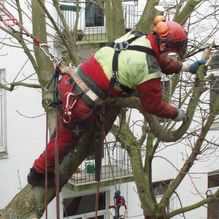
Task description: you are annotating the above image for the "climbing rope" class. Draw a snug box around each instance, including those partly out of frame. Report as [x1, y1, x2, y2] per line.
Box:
[106, 113, 129, 219]
[54, 111, 61, 219]
[0, 2, 62, 68]
[44, 111, 49, 219]
[94, 105, 105, 219]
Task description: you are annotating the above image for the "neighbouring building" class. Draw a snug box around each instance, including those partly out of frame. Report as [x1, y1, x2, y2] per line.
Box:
[1, 1, 219, 219]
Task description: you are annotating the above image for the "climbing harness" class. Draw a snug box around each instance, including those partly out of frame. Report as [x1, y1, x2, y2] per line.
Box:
[59, 64, 103, 105]
[108, 31, 155, 94]
[109, 190, 128, 219]
[57, 65, 104, 125]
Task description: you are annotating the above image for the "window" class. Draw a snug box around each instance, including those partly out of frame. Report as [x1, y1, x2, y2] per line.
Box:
[153, 180, 171, 197]
[58, 3, 82, 30]
[85, 1, 104, 27]
[153, 180, 172, 212]
[0, 69, 7, 154]
[63, 192, 106, 218]
[208, 171, 219, 218]
[208, 172, 219, 188]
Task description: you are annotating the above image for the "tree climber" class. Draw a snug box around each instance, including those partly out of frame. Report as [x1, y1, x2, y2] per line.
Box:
[27, 16, 206, 186]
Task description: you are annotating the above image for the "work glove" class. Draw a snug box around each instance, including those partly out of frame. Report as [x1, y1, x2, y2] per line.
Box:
[189, 60, 206, 74]
[173, 109, 187, 122]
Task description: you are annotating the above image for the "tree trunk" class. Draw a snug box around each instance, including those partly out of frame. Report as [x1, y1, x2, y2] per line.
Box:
[135, 0, 160, 32]
[0, 105, 120, 219]
[105, 0, 125, 41]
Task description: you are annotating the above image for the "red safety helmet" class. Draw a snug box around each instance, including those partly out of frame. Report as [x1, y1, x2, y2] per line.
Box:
[153, 15, 188, 58]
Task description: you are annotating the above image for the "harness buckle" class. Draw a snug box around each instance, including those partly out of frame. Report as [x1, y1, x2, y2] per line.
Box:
[112, 71, 119, 82]
[114, 41, 129, 52]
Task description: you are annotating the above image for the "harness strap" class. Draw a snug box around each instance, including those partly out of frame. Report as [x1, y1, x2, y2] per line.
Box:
[108, 31, 155, 94]
[59, 64, 104, 106]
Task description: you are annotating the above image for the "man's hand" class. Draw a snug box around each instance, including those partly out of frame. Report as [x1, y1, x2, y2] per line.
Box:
[189, 60, 206, 74]
[173, 109, 187, 122]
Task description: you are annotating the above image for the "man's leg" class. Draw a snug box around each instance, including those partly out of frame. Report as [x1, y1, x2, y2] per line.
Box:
[27, 118, 75, 186]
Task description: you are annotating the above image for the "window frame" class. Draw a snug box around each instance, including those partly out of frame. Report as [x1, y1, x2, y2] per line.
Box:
[0, 69, 7, 155]
[62, 191, 108, 219]
[85, 1, 104, 28]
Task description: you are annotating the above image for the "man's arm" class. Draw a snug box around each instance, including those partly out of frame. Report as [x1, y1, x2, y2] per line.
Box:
[158, 53, 206, 75]
[136, 78, 184, 120]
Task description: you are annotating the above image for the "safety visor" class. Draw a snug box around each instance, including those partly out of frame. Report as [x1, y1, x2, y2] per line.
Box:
[168, 38, 188, 59]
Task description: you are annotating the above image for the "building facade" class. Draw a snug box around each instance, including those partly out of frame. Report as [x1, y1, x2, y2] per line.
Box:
[1, 0, 219, 219]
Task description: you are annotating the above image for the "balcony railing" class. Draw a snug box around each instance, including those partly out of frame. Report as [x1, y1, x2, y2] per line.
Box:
[68, 144, 132, 186]
[57, 2, 139, 42]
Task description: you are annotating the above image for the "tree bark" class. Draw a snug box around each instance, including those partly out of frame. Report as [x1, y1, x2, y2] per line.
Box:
[0, 106, 120, 219]
[105, 0, 125, 41]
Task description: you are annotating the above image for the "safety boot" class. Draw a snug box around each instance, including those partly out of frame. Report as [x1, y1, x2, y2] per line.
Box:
[27, 167, 55, 187]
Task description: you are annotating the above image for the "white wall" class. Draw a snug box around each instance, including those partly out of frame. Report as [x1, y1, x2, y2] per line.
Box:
[0, 0, 53, 212]
[0, 45, 46, 209]
[1, 1, 219, 219]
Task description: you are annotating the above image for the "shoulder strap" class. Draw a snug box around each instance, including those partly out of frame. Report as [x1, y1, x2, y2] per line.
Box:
[108, 31, 155, 94]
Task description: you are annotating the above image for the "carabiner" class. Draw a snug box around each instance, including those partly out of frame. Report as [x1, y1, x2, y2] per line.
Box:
[39, 43, 61, 67]
[63, 92, 78, 124]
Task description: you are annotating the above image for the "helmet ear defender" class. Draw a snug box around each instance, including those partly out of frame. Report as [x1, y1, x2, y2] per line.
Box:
[153, 15, 169, 37]
[153, 16, 188, 58]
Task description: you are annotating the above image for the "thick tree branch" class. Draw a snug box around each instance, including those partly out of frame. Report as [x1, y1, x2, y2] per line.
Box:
[168, 188, 219, 218]
[159, 89, 219, 211]
[1, 105, 120, 219]
[174, 0, 203, 25]
[0, 82, 41, 91]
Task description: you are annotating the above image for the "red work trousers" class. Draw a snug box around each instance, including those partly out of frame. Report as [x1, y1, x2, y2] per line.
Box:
[33, 74, 94, 173]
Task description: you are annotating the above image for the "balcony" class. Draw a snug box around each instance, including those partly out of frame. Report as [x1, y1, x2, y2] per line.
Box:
[57, 1, 139, 43]
[66, 145, 133, 191]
